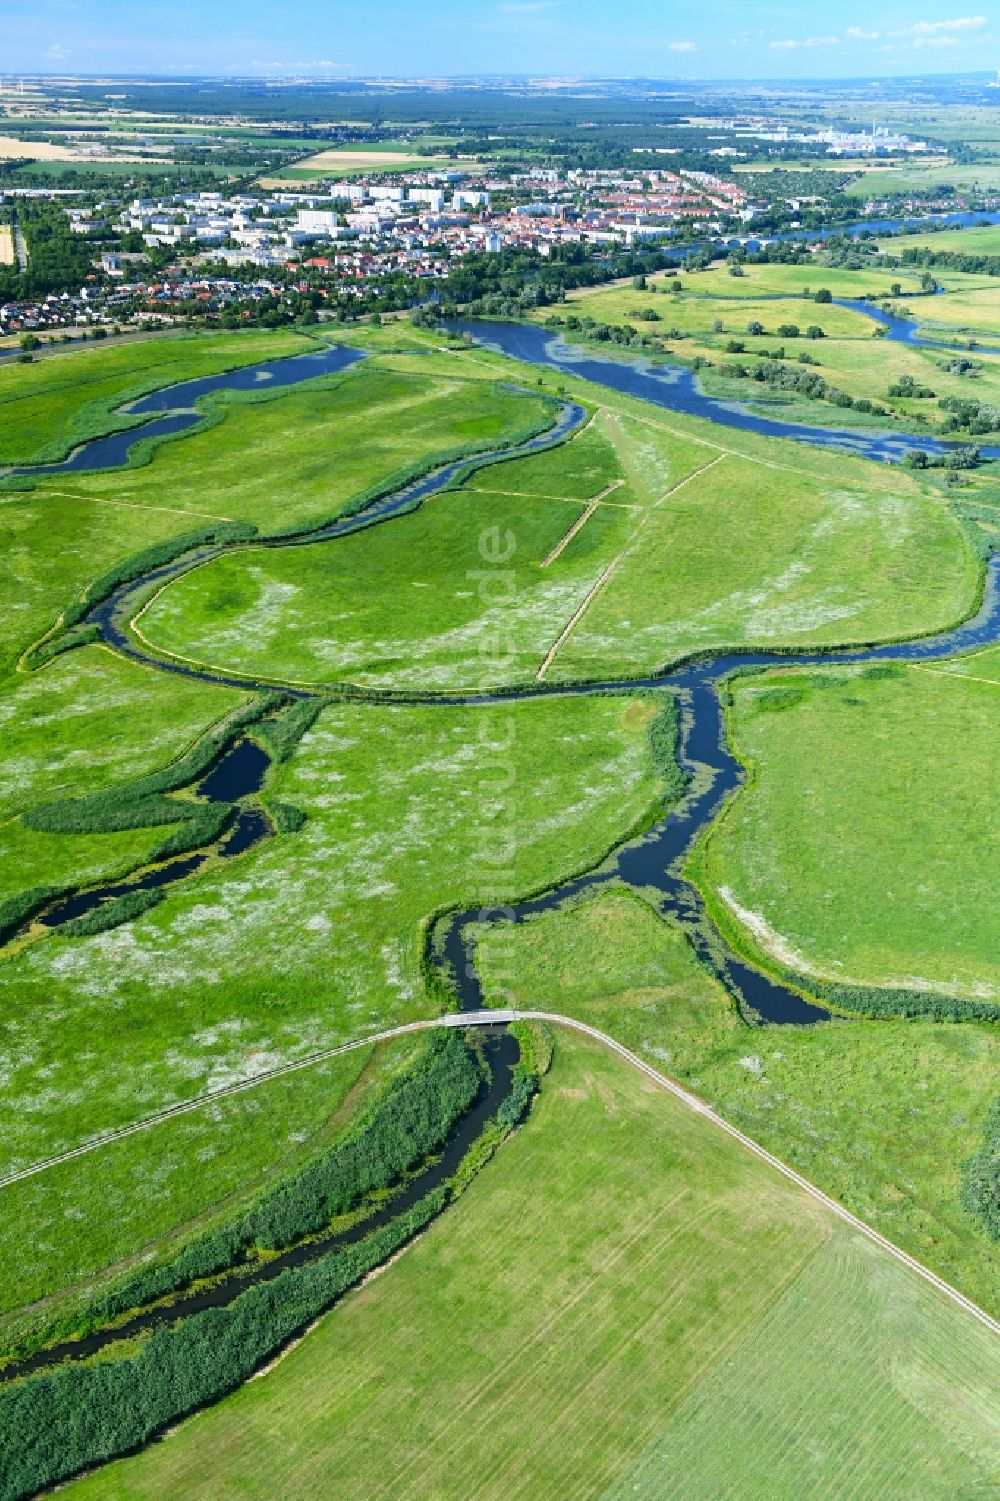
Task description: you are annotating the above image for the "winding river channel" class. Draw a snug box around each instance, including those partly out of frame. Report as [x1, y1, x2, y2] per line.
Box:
[10, 313, 1000, 1028]
[5, 300, 1000, 1394]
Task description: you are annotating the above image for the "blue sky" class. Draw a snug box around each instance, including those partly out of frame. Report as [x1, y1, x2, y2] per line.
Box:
[5, 1, 1000, 78]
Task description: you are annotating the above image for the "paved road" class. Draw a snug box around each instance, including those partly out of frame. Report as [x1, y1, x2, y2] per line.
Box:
[3, 1006, 997, 1338]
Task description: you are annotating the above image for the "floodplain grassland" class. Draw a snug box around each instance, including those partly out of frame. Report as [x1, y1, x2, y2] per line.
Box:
[132, 408, 711, 691]
[0, 693, 662, 1173]
[889, 223, 1000, 257]
[559, 282, 874, 340]
[136, 488, 636, 690]
[132, 369, 980, 691]
[463, 406, 709, 505]
[0, 327, 314, 466]
[693, 663, 1000, 999]
[663, 261, 938, 299]
[546, 451, 976, 681]
[909, 282, 1000, 336]
[18, 363, 555, 535]
[1, 364, 553, 673]
[68, 1032, 1000, 1501]
[0, 644, 248, 917]
[477, 891, 1000, 1316]
[0, 645, 246, 819]
[543, 260, 1000, 424]
[0, 491, 198, 679]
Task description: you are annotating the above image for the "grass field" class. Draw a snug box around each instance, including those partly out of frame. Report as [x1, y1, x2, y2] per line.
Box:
[260, 142, 480, 184]
[561, 283, 875, 341]
[0, 645, 245, 818]
[545, 451, 974, 681]
[132, 386, 978, 690]
[68, 1031, 1000, 1501]
[910, 283, 1000, 337]
[477, 891, 1000, 1315]
[890, 224, 1000, 257]
[693, 663, 1000, 999]
[637, 261, 935, 300]
[845, 160, 1000, 196]
[0, 327, 313, 466]
[0, 692, 663, 1176]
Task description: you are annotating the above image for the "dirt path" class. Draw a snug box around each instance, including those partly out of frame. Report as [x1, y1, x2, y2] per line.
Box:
[535, 452, 728, 680]
[539, 480, 623, 568]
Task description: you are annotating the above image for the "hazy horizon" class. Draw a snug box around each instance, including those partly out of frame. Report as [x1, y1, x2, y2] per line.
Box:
[5, 2, 1000, 83]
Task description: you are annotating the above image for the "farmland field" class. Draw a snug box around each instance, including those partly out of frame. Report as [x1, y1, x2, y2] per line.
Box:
[66, 1032, 1000, 1501]
[477, 891, 1000, 1314]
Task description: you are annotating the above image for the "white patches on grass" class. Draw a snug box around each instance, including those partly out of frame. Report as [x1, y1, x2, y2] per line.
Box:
[717, 886, 822, 976]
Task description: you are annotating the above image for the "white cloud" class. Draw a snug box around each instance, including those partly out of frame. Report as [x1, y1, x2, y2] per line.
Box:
[667, 40, 697, 52]
[913, 34, 959, 46]
[891, 15, 986, 36]
[771, 34, 840, 50]
[846, 26, 880, 40]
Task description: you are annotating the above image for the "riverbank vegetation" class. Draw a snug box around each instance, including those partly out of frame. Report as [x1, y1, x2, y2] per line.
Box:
[542, 258, 1000, 433]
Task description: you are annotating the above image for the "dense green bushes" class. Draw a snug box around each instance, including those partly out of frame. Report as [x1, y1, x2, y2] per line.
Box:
[24, 624, 100, 670]
[60, 888, 165, 940]
[0, 1187, 449, 1501]
[646, 693, 689, 807]
[254, 699, 322, 762]
[56, 1031, 482, 1343]
[818, 981, 1000, 1024]
[962, 1099, 1000, 1241]
[0, 885, 72, 942]
[263, 799, 307, 834]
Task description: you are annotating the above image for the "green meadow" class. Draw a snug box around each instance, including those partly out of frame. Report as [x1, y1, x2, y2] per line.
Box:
[3, 299, 1000, 1495]
[69, 1032, 1000, 1501]
[1, 362, 553, 674]
[693, 663, 1000, 999]
[132, 383, 978, 690]
[0, 692, 662, 1175]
